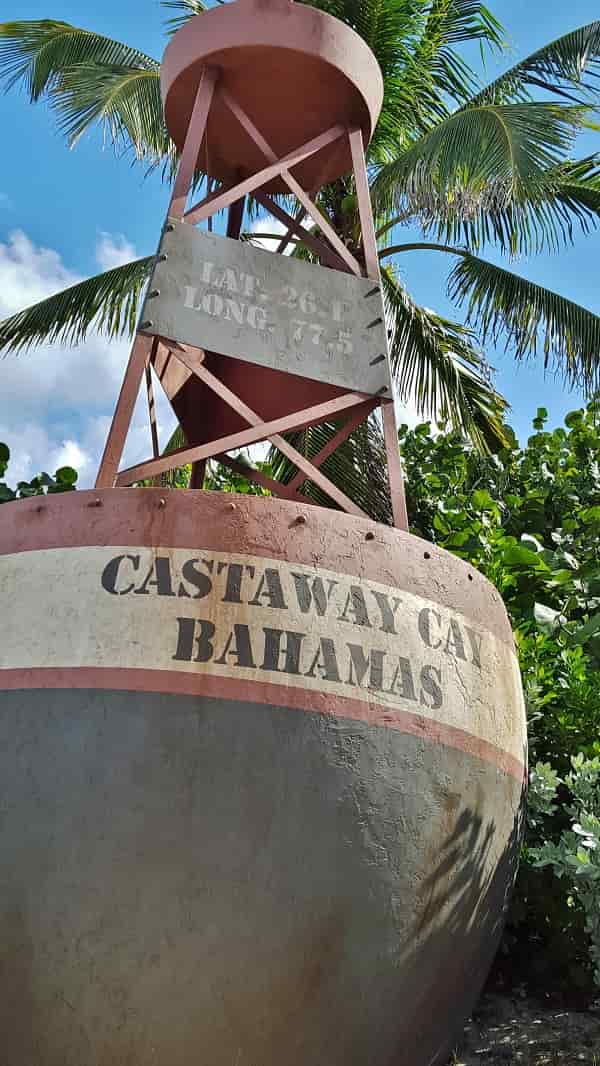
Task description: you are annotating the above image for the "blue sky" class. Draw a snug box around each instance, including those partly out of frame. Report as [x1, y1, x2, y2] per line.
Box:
[0, 0, 598, 485]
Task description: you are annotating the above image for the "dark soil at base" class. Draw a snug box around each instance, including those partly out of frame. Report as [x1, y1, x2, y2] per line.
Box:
[449, 994, 600, 1065]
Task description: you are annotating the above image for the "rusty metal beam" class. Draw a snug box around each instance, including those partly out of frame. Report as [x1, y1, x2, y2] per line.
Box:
[348, 126, 380, 280]
[184, 124, 345, 224]
[165, 352, 371, 517]
[95, 333, 153, 489]
[220, 89, 361, 275]
[145, 363, 160, 459]
[214, 453, 307, 502]
[116, 386, 370, 511]
[286, 399, 376, 492]
[381, 400, 408, 531]
[252, 191, 346, 270]
[169, 67, 218, 221]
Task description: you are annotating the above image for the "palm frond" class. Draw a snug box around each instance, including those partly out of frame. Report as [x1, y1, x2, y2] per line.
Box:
[471, 21, 600, 105]
[448, 252, 600, 389]
[301, 0, 504, 156]
[162, 0, 211, 36]
[0, 20, 157, 97]
[52, 62, 171, 161]
[0, 257, 153, 354]
[382, 266, 510, 452]
[301, 0, 451, 156]
[372, 102, 589, 221]
[301, 0, 423, 78]
[0, 21, 169, 163]
[164, 423, 186, 453]
[268, 414, 393, 523]
[427, 154, 600, 255]
[404, 0, 505, 113]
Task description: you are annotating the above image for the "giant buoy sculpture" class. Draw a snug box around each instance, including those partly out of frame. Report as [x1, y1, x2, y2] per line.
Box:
[0, 1, 526, 1063]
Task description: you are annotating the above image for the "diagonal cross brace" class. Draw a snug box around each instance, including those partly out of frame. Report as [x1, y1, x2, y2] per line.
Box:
[163, 349, 371, 517]
[184, 124, 345, 226]
[214, 453, 310, 503]
[286, 399, 377, 492]
[251, 191, 347, 272]
[116, 346, 371, 517]
[219, 88, 361, 276]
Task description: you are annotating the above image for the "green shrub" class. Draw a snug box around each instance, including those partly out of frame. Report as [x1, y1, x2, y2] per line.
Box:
[529, 756, 600, 987]
[0, 442, 78, 501]
[402, 396, 600, 997]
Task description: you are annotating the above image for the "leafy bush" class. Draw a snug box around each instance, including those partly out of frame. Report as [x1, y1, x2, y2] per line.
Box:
[402, 396, 600, 998]
[0, 442, 78, 501]
[529, 756, 600, 987]
[403, 398, 600, 768]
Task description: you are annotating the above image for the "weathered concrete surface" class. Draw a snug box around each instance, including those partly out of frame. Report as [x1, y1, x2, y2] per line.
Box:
[141, 223, 391, 396]
[0, 490, 527, 1066]
[0, 688, 523, 1066]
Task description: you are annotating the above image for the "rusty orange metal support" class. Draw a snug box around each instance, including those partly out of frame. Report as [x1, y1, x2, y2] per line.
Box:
[95, 9, 408, 530]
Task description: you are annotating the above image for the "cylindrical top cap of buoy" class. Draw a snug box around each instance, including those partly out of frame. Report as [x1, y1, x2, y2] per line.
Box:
[161, 0, 384, 192]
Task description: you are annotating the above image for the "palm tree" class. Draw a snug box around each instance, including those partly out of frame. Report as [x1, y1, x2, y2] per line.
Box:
[1, 1, 600, 517]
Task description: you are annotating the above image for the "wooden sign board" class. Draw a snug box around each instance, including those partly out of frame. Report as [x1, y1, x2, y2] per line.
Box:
[139, 220, 392, 397]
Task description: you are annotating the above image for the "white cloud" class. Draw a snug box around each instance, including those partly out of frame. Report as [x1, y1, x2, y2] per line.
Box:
[249, 216, 311, 254]
[0, 229, 176, 488]
[95, 231, 138, 272]
[53, 439, 91, 472]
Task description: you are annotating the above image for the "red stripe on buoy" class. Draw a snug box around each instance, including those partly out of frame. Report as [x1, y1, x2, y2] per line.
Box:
[0, 666, 525, 782]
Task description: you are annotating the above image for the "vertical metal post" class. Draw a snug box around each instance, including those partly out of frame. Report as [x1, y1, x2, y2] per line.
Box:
[169, 66, 218, 221]
[225, 190, 246, 240]
[145, 360, 160, 459]
[382, 400, 408, 531]
[95, 333, 152, 489]
[348, 127, 380, 280]
[350, 126, 409, 530]
[190, 460, 206, 489]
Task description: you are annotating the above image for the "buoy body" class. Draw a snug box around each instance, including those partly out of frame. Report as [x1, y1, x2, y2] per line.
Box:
[0, 490, 526, 1066]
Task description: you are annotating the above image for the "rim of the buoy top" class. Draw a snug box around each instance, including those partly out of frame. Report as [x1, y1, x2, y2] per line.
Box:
[160, 0, 385, 151]
[0, 487, 515, 650]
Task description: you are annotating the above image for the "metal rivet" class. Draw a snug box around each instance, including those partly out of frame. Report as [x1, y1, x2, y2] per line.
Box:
[158, 253, 168, 262]
[376, 386, 388, 395]
[423, 551, 431, 560]
[88, 498, 102, 507]
[365, 530, 375, 541]
[468, 573, 473, 581]
[295, 514, 307, 525]
[165, 223, 175, 233]
[148, 289, 160, 298]
[140, 320, 153, 330]
[227, 501, 237, 511]
[159, 497, 166, 508]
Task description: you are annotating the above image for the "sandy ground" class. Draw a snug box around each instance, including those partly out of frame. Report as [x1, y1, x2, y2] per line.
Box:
[449, 993, 600, 1065]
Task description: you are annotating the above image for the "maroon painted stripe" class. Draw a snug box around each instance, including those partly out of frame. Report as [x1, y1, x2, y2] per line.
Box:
[0, 667, 525, 782]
